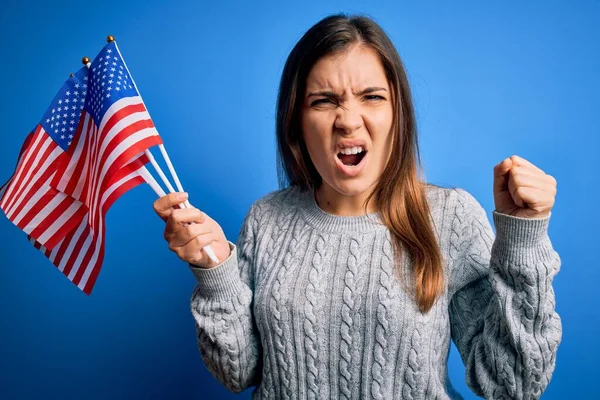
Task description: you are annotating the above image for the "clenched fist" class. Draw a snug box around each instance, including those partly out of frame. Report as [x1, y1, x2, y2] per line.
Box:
[493, 155, 557, 219]
[153, 192, 231, 269]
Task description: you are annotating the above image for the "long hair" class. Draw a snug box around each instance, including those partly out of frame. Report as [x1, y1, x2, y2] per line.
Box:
[276, 14, 443, 313]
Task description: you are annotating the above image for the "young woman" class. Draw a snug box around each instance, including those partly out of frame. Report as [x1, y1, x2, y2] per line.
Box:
[153, 14, 561, 400]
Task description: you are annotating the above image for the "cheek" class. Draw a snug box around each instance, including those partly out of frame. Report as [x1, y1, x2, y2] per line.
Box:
[302, 113, 331, 160]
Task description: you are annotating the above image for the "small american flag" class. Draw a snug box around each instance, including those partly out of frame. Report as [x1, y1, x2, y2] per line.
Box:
[0, 67, 89, 249]
[2, 40, 162, 294]
[45, 40, 163, 293]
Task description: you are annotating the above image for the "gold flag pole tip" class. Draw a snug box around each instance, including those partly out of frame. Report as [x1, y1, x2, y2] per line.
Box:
[81, 57, 91, 65]
[107, 35, 115, 42]
[69, 72, 74, 77]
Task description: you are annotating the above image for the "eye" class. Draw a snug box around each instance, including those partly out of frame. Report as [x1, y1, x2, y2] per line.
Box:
[364, 95, 385, 102]
[310, 98, 336, 107]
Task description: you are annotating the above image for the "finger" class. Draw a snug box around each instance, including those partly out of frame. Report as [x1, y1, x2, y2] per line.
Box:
[512, 186, 555, 212]
[508, 173, 557, 200]
[177, 233, 217, 265]
[493, 157, 513, 193]
[165, 208, 207, 235]
[153, 192, 189, 220]
[509, 155, 545, 175]
[510, 167, 557, 190]
[169, 222, 212, 248]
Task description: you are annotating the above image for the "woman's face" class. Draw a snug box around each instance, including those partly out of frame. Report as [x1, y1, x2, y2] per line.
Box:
[301, 45, 394, 206]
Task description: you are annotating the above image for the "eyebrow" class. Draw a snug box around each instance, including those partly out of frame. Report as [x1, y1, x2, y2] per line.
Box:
[306, 86, 388, 98]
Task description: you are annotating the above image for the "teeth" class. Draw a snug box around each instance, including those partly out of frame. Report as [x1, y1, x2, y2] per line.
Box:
[339, 146, 364, 155]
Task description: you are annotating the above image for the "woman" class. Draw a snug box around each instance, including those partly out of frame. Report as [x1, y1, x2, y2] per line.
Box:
[153, 14, 561, 399]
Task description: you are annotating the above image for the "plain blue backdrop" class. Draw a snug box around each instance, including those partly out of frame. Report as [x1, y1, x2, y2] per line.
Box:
[1, 1, 598, 399]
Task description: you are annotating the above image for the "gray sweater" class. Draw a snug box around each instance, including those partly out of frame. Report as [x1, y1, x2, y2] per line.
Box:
[188, 184, 562, 399]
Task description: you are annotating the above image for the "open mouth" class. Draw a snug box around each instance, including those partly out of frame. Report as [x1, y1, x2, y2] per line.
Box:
[337, 150, 367, 167]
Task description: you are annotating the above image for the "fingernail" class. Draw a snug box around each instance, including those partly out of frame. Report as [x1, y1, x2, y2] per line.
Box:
[177, 192, 188, 200]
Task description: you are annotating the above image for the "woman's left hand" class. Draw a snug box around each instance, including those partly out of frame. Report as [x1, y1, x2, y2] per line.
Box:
[493, 155, 557, 219]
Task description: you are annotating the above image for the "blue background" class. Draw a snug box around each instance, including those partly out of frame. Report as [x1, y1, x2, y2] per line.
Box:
[1, 1, 598, 398]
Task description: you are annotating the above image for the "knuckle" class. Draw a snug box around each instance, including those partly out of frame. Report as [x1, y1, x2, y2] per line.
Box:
[184, 224, 195, 240]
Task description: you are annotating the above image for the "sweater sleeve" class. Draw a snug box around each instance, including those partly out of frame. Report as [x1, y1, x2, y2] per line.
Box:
[188, 203, 262, 394]
[448, 189, 562, 399]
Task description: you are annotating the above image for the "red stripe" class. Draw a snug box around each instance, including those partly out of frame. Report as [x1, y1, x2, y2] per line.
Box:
[0, 131, 35, 199]
[79, 175, 146, 294]
[88, 154, 149, 233]
[16, 188, 61, 230]
[89, 135, 160, 224]
[63, 113, 91, 196]
[1, 128, 47, 209]
[61, 224, 91, 277]
[42, 204, 88, 250]
[52, 223, 81, 268]
[5, 130, 50, 209]
[5, 138, 59, 216]
[87, 116, 155, 214]
[27, 195, 76, 242]
[52, 102, 145, 201]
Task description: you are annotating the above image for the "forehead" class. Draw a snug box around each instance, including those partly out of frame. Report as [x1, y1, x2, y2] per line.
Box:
[305, 45, 388, 90]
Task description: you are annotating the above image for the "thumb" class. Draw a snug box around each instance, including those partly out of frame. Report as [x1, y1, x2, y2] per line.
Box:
[493, 157, 513, 194]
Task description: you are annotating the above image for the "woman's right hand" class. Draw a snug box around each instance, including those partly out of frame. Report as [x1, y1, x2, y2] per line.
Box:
[153, 192, 231, 269]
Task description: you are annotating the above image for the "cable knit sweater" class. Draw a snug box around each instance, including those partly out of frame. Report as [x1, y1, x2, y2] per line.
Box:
[188, 184, 562, 399]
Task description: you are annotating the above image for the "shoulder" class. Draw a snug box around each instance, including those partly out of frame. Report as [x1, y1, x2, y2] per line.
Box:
[423, 183, 486, 220]
[244, 185, 305, 226]
[252, 185, 303, 211]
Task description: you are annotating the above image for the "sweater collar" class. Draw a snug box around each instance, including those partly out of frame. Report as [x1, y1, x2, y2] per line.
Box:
[297, 186, 387, 234]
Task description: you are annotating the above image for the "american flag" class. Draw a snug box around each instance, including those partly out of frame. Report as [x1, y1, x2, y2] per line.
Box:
[44, 40, 162, 293]
[2, 40, 162, 294]
[0, 68, 89, 249]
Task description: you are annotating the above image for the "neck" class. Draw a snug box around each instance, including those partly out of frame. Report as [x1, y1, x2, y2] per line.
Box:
[315, 183, 378, 216]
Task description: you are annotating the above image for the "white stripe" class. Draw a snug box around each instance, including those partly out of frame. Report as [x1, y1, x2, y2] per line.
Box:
[48, 241, 60, 263]
[89, 127, 157, 226]
[58, 218, 88, 273]
[0, 178, 12, 200]
[77, 167, 143, 290]
[16, 186, 63, 228]
[58, 155, 144, 285]
[1, 132, 46, 209]
[33, 199, 83, 245]
[56, 113, 91, 197]
[5, 143, 62, 218]
[9, 175, 54, 223]
[88, 107, 153, 205]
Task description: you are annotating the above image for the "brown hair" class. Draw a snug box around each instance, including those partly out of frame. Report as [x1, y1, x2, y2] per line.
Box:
[276, 14, 443, 313]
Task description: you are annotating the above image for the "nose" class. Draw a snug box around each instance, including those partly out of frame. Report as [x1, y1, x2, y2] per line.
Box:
[334, 104, 363, 135]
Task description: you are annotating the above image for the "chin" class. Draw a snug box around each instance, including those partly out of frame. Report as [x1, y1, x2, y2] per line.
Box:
[331, 178, 375, 197]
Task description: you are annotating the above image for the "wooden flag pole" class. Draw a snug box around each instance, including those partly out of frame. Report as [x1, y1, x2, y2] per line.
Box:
[101, 36, 219, 264]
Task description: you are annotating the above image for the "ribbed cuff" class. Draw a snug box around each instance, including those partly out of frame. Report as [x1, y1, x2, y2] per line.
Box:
[492, 211, 552, 262]
[188, 241, 244, 300]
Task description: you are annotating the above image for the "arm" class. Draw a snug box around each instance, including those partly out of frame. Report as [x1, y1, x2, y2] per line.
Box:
[189, 203, 262, 393]
[448, 189, 562, 399]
